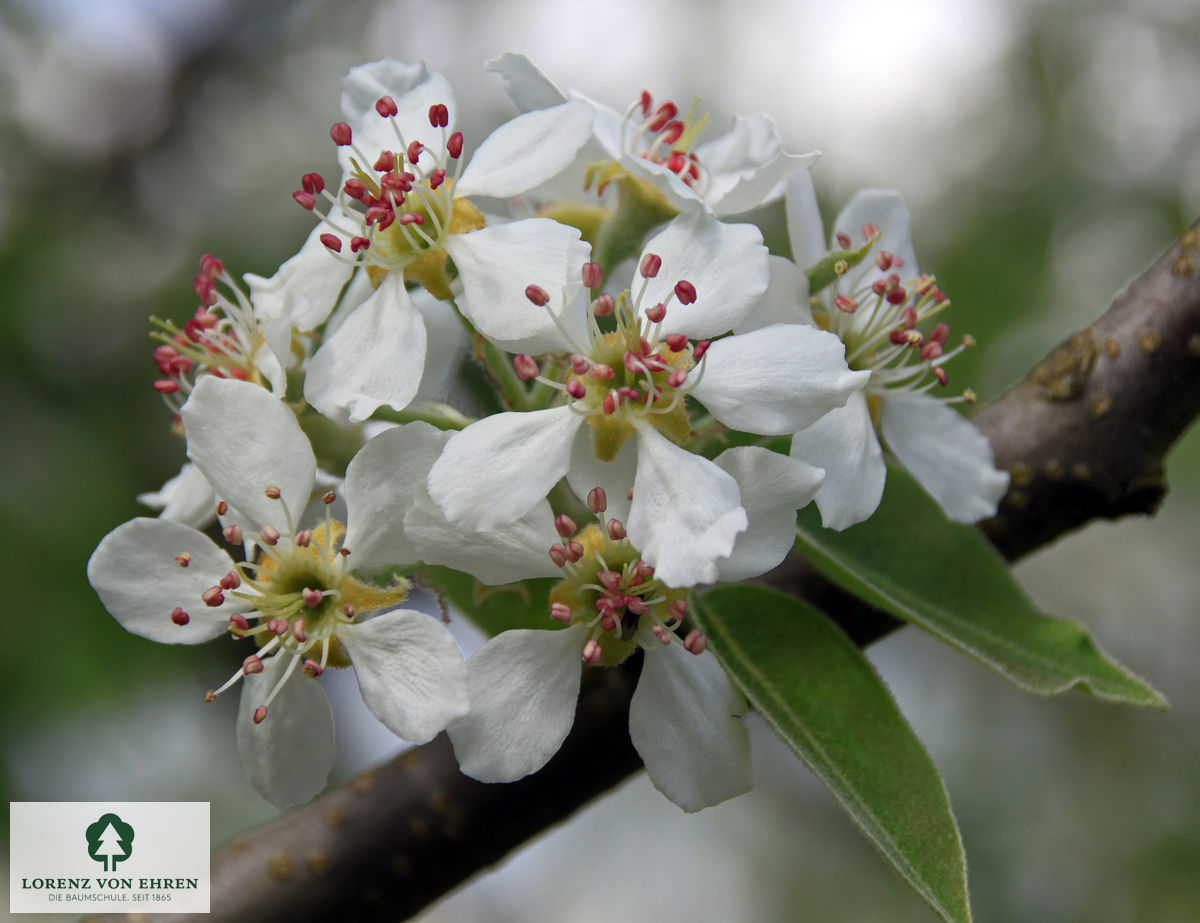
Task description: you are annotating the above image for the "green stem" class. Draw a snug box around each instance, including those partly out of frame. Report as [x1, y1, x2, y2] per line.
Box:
[370, 402, 474, 431]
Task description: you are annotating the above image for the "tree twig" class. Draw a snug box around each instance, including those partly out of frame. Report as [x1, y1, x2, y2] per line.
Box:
[92, 219, 1200, 923]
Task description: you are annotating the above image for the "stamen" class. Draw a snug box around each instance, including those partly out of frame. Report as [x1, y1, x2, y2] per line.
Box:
[550, 602, 573, 623]
[554, 515, 578, 538]
[513, 354, 540, 380]
[525, 285, 550, 307]
[202, 586, 225, 607]
[302, 658, 324, 677]
[683, 629, 707, 654]
[639, 253, 662, 279]
[587, 487, 607, 514]
[582, 261, 603, 289]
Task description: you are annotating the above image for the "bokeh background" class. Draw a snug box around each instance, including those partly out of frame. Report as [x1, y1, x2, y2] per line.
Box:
[3, 0, 1200, 920]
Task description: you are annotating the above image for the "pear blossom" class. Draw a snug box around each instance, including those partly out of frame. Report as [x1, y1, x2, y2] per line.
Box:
[140, 252, 299, 531]
[759, 174, 1008, 528]
[87, 377, 468, 808]
[150, 253, 291, 412]
[427, 209, 866, 586]
[443, 485, 784, 812]
[487, 53, 818, 217]
[271, 58, 594, 422]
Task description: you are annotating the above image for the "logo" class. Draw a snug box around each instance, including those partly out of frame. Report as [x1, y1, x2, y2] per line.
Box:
[9, 802, 210, 914]
[85, 813, 134, 872]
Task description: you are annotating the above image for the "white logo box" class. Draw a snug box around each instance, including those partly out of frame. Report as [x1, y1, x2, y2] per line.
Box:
[9, 802, 209, 914]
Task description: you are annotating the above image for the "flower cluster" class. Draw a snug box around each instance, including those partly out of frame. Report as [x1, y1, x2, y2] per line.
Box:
[88, 55, 1006, 812]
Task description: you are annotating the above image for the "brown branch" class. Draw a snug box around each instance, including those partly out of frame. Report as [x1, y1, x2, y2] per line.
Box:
[975, 223, 1200, 559]
[92, 219, 1200, 923]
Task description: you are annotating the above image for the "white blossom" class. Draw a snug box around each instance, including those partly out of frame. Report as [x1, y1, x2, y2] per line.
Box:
[253, 58, 593, 423]
[750, 173, 1009, 528]
[427, 210, 862, 586]
[488, 53, 818, 217]
[88, 378, 468, 808]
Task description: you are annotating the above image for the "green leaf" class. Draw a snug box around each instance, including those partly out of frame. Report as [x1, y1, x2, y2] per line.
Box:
[794, 466, 1166, 706]
[695, 585, 971, 923]
[423, 566, 557, 637]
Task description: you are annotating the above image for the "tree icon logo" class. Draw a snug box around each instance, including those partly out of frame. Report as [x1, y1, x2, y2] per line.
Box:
[85, 813, 135, 872]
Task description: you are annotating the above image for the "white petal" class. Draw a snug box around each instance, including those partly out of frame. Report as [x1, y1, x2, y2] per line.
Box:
[629, 644, 751, 813]
[182, 377, 315, 531]
[321, 267, 374, 340]
[572, 90, 625, 159]
[338, 609, 469, 744]
[304, 273, 427, 423]
[87, 518, 235, 643]
[486, 53, 568, 111]
[627, 425, 747, 587]
[565, 423, 637, 523]
[427, 405, 581, 530]
[790, 391, 886, 530]
[880, 394, 1009, 523]
[411, 288, 468, 402]
[705, 150, 820, 217]
[244, 217, 354, 331]
[342, 422, 450, 569]
[694, 113, 783, 176]
[734, 255, 813, 334]
[237, 654, 334, 809]
[457, 101, 594, 199]
[713, 446, 824, 582]
[622, 153, 706, 213]
[446, 219, 589, 355]
[785, 169, 827, 270]
[448, 628, 584, 782]
[249, 334, 289, 397]
[340, 59, 455, 172]
[405, 493, 562, 584]
[691, 323, 870, 434]
[638, 212, 769, 339]
[137, 462, 217, 529]
[833, 189, 919, 294]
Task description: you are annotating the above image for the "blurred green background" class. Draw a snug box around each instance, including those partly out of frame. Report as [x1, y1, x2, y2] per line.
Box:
[2, 0, 1199, 920]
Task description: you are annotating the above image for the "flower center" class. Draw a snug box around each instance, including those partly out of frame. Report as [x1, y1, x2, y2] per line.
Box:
[150, 254, 269, 420]
[187, 488, 408, 724]
[516, 259, 709, 460]
[546, 489, 705, 666]
[819, 225, 978, 408]
[587, 91, 711, 198]
[293, 99, 485, 300]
